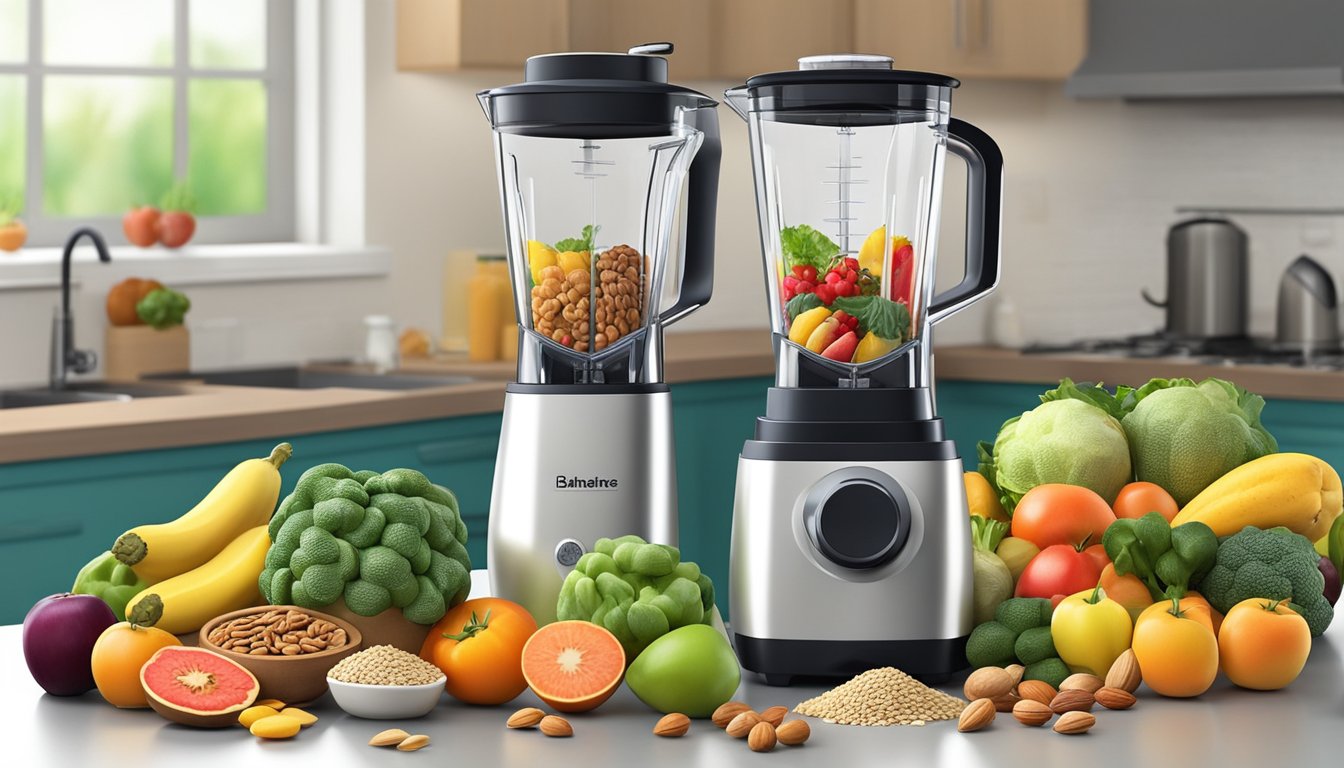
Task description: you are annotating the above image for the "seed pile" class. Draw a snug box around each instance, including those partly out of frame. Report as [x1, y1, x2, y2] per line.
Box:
[328, 645, 443, 686]
[794, 667, 967, 726]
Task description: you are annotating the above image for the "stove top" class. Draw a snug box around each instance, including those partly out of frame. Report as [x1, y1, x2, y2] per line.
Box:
[1023, 334, 1344, 371]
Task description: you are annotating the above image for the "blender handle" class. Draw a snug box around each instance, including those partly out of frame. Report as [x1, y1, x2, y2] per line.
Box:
[661, 110, 721, 325]
[929, 118, 1003, 325]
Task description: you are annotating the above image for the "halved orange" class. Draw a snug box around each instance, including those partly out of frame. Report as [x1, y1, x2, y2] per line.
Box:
[520, 621, 625, 713]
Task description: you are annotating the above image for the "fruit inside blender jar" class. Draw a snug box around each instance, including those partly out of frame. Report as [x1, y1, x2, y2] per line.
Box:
[780, 224, 915, 364]
[528, 240, 646, 353]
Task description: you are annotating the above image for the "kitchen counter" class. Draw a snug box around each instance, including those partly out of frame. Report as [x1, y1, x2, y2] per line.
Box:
[935, 345, 1344, 402]
[7, 589, 1344, 767]
[0, 330, 776, 464]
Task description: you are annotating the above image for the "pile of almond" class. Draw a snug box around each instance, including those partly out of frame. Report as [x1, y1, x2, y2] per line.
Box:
[709, 701, 811, 753]
[506, 707, 573, 737]
[957, 649, 1141, 736]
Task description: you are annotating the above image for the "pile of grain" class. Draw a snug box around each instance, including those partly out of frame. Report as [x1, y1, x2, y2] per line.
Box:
[328, 645, 444, 686]
[794, 667, 967, 726]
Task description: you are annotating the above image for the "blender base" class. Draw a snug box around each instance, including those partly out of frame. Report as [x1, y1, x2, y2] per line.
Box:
[733, 634, 969, 686]
[487, 385, 677, 625]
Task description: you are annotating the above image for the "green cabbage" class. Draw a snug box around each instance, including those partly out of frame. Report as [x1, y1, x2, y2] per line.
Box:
[1120, 378, 1277, 506]
[979, 379, 1133, 513]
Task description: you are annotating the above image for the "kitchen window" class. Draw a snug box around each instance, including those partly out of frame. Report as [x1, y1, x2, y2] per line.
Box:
[0, 0, 295, 247]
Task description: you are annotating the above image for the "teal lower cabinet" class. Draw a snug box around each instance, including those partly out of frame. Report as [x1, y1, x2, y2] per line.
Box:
[5, 376, 1337, 625]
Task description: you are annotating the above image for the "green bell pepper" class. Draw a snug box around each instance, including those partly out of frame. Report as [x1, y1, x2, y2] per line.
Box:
[72, 550, 151, 620]
[1101, 512, 1218, 601]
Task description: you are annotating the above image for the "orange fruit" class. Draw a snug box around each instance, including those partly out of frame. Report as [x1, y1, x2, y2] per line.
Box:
[91, 621, 181, 708]
[1217, 598, 1311, 691]
[520, 621, 624, 713]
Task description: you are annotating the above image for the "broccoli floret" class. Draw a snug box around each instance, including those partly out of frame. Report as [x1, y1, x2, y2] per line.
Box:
[1197, 526, 1333, 636]
[1024, 657, 1070, 688]
[965, 621, 1018, 669]
[1014, 626, 1056, 665]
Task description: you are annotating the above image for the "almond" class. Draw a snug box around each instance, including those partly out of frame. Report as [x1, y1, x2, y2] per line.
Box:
[712, 701, 753, 728]
[1011, 699, 1053, 727]
[963, 666, 1014, 701]
[369, 728, 411, 747]
[748, 721, 777, 753]
[1016, 679, 1057, 706]
[726, 711, 762, 739]
[1094, 686, 1137, 710]
[759, 705, 788, 727]
[1004, 663, 1025, 688]
[539, 715, 573, 737]
[1053, 711, 1096, 735]
[507, 707, 546, 729]
[957, 698, 997, 733]
[1106, 649, 1142, 693]
[775, 720, 810, 746]
[1049, 689, 1095, 714]
[653, 713, 691, 737]
[396, 734, 430, 752]
[1059, 673, 1105, 693]
[991, 691, 1020, 712]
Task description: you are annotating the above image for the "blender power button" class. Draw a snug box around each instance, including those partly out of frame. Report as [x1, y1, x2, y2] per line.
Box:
[804, 474, 910, 570]
[555, 539, 586, 569]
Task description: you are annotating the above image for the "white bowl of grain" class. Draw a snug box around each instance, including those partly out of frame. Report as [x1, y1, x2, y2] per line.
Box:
[326, 644, 446, 719]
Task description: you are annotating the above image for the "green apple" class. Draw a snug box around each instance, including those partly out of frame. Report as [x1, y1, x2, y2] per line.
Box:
[625, 624, 741, 718]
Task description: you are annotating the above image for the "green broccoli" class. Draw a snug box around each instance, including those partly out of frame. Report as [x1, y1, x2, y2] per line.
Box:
[1103, 512, 1218, 601]
[1197, 525, 1334, 637]
[136, 287, 190, 329]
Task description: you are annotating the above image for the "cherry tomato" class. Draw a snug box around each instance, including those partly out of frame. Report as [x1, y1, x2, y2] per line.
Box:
[1112, 481, 1179, 522]
[815, 284, 837, 304]
[844, 257, 859, 271]
[792, 265, 806, 277]
[825, 271, 842, 285]
[834, 280, 854, 297]
[801, 266, 817, 282]
[1014, 544, 1102, 600]
[797, 280, 815, 293]
[1010, 484, 1117, 549]
[420, 598, 538, 705]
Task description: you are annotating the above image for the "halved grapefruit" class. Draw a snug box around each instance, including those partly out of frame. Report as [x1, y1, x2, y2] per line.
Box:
[521, 621, 625, 713]
[140, 646, 259, 728]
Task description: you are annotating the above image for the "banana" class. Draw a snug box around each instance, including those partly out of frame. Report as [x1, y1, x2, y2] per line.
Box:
[112, 443, 291, 583]
[124, 525, 271, 635]
[1173, 452, 1343, 541]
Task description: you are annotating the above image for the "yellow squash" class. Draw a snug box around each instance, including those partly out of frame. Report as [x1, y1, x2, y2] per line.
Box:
[124, 525, 271, 635]
[1172, 452, 1343, 541]
[111, 443, 291, 583]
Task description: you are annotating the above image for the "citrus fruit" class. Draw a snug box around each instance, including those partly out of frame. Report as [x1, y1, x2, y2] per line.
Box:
[521, 620, 624, 713]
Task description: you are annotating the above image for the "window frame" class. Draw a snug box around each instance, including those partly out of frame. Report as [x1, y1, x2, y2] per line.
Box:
[2, 0, 295, 247]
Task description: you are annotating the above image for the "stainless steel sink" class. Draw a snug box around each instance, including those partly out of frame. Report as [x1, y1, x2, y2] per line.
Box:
[0, 382, 186, 409]
[153, 366, 475, 391]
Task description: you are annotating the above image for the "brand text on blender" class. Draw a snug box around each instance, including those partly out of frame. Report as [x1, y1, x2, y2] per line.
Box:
[556, 476, 620, 490]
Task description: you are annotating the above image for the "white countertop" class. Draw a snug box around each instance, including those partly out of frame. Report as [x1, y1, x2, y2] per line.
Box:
[6, 570, 1343, 767]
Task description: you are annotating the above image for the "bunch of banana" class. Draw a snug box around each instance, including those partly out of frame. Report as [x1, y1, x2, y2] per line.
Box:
[114, 443, 293, 635]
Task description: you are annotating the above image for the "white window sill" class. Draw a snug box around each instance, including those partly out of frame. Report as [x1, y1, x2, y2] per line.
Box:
[0, 243, 392, 292]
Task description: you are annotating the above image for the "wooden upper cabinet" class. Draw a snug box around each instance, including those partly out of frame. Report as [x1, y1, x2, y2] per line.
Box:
[854, 0, 1087, 80]
[713, 0, 855, 80]
[396, 0, 568, 71]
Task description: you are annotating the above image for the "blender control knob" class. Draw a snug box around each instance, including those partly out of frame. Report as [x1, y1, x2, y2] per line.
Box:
[804, 475, 910, 570]
[555, 539, 586, 570]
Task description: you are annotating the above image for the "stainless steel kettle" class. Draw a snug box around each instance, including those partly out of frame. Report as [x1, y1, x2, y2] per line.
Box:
[1276, 254, 1340, 353]
[1142, 218, 1248, 339]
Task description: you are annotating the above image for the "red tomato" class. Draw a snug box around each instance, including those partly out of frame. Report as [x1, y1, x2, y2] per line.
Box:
[1112, 481, 1180, 523]
[122, 207, 160, 248]
[420, 598, 538, 705]
[1083, 543, 1110, 572]
[1011, 484, 1117, 549]
[158, 211, 196, 248]
[888, 244, 915, 304]
[1015, 544, 1103, 600]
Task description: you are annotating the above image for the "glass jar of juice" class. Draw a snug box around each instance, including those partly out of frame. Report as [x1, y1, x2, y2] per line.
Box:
[467, 254, 509, 361]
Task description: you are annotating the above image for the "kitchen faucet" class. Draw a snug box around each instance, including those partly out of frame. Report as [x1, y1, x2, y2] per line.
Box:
[51, 227, 112, 390]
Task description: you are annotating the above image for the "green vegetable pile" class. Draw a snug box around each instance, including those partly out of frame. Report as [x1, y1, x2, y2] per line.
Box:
[1102, 512, 1218, 601]
[780, 224, 839, 273]
[965, 597, 1070, 687]
[137, 287, 191, 330]
[1195, 525, 1333, 637]
[258, 464, 472, 625]
[557, 535, 715, 660]
[978, 376, 1278, 512]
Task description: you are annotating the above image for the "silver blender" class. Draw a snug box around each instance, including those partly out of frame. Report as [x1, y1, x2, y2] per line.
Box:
[478, 45, 720, 625]
[724, 55, 1003, 683]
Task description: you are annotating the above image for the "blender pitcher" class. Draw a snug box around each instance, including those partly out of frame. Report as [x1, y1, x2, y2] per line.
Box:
[478, 45, 720, 624]
[724, 55, 1003, 683]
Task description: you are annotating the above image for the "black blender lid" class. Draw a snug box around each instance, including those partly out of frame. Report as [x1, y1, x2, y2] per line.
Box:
[479, 43, 716, 139]
[731, 54, 958, 123]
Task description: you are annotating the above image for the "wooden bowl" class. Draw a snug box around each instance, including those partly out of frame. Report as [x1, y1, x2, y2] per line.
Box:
[322, 598, 432, 655]
[198, 605, 362, 707]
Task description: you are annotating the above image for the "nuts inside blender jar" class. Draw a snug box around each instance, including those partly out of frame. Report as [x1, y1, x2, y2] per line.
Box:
[531, 245, 645, 352]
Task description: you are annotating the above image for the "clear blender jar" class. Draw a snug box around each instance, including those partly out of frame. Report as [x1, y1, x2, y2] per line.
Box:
[725, 54, 1001, 389]
[478, 45, 721, 624]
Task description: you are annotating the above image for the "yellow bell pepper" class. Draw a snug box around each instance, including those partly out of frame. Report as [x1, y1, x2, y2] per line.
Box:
[1050, 585, 1133, 677]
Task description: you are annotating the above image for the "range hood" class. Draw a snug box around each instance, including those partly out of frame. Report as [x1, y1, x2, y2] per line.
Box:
[1066, 0, 1344, 99]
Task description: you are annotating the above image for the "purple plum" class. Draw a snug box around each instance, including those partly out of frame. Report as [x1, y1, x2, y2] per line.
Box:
[22, 593, 116, 696]
[1320, 556, 1341, 607]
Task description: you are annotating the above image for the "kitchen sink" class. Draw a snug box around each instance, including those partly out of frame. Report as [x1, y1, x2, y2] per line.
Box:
[152, 366, 475, 391]
[0, 382, 187, 409]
